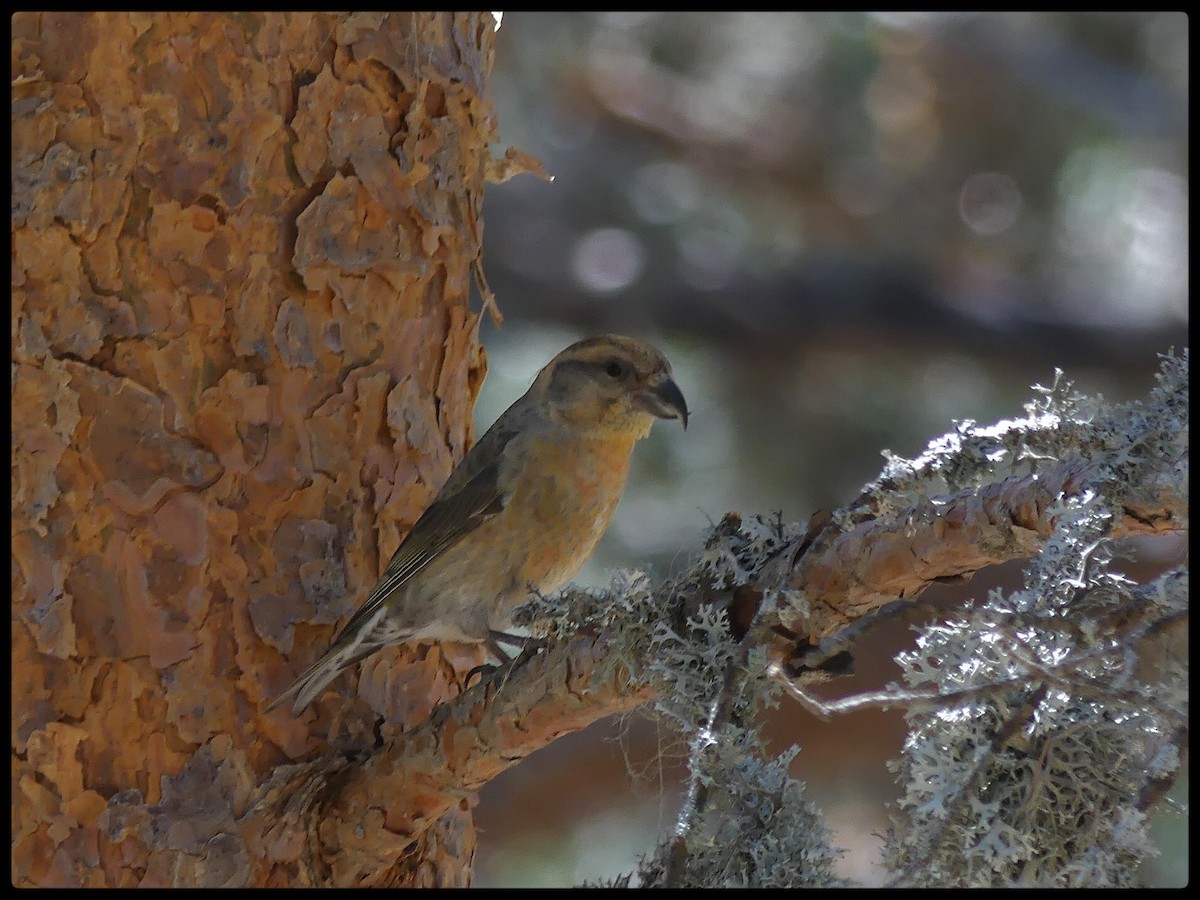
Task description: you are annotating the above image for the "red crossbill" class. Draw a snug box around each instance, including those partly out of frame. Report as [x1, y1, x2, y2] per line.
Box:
[268, 334, 688, 715]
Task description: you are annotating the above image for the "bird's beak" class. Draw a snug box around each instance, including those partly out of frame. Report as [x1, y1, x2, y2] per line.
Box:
[636, 375, 689, 429]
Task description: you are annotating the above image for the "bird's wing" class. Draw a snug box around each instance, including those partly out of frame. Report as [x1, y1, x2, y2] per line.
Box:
[325, 411, 523, 654]
[265, 400, 537, 715]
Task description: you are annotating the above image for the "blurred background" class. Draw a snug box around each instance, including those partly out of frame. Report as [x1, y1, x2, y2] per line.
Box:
[470, 12, 1188, 887]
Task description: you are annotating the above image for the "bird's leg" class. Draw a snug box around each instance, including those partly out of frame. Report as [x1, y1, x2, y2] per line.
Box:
[488, 628, 548, 657]
[463, 635, 515, 689]
[463, 630, 547, 689]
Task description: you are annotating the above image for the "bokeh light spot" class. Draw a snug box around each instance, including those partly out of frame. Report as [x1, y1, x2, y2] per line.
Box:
[570, 228, 647, 294]
[959, 172, 1022, 236]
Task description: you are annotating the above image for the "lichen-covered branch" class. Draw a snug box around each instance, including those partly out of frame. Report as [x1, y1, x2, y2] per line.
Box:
[776, 451, 1183, 668]
[777, 358, 1187, 654]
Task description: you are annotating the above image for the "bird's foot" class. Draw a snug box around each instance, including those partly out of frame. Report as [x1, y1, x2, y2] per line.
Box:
[463, 660, 499, 689]
[462, 631, 548, 689]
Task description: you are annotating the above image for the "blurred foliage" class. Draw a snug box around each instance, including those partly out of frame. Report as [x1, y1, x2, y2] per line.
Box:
[485, 11, 1186, 343]
[473, 12, 1187, 888]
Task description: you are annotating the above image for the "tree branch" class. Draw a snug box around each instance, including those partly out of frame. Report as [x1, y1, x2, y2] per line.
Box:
[245, 629, 652, 884]
[780, 455, 1184, 659]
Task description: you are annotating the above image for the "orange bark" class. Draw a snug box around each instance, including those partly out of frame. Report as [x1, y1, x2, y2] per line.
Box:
[13, 12, 497, 886]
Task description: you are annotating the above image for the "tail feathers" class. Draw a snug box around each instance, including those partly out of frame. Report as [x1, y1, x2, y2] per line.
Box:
[265, 602, 429, 715]
[265, 599, 401, 716]
[265, 640, 390, 716]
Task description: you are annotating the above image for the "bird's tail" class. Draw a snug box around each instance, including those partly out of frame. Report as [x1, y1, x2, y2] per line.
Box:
[265, 641, 382, 716]
[265, 594, 403, 716]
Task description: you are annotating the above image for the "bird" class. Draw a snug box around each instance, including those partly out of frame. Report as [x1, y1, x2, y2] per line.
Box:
[267, 334, 688, 715]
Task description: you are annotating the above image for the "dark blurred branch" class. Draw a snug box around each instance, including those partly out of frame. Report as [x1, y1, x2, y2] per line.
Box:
[486, 256, 1187, 374]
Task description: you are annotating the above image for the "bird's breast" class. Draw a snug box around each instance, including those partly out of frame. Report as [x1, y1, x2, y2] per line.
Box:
[505, 433, 636, 593]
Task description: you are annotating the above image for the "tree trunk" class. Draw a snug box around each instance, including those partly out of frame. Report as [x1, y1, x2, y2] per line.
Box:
[12, 12, 498, 886]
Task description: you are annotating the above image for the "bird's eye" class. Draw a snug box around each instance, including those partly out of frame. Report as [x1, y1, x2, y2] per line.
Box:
[605, 360, 625, 378]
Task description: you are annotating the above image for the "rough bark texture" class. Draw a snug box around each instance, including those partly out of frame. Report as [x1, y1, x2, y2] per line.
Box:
[12, 12, 497, 886]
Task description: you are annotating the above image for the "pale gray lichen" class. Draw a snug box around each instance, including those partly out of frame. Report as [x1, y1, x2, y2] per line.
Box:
[692, 511, 803, 589]
[628, 742, 846, 888]
[882, 451, 1187, 888]
[839, 351, 1187, 535]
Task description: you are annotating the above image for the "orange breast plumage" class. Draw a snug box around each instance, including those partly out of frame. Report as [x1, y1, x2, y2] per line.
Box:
[508, 434, 635, 593]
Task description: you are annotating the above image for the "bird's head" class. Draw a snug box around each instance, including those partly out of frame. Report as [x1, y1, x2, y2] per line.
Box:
[534, 334, 689, 437]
